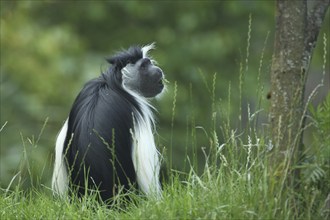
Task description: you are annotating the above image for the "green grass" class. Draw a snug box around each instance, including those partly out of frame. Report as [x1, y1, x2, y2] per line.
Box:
[1, 131, 328, 219]
[1, 92, 329, 219]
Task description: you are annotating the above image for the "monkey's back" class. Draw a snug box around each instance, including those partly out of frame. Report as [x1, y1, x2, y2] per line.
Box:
[63, 76, 139, 201]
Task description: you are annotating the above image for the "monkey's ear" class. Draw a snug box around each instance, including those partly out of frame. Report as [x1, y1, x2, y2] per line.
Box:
[106, 46, 143, 69]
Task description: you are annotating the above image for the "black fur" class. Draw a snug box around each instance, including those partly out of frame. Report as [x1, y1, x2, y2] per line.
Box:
[106, 46, 143, 69]
[63, 46, 145, 202]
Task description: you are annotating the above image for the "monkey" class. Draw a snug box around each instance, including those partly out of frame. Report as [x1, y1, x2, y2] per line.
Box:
[52, 43, 165, 203]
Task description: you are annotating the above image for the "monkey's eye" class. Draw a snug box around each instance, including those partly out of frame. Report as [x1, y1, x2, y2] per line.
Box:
[140, 58, 151, 69]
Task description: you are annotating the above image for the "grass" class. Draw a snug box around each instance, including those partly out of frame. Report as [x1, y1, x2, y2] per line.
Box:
[1, 27, 329, 220]
[1, 127, 329, 219]
[1, 81, 329, 219]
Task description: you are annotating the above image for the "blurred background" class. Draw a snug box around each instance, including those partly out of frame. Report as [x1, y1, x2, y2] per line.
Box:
[1, 1, 329, 190]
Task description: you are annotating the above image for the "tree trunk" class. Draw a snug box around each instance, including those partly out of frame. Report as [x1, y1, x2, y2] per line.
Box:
[270, 0, 329, 185]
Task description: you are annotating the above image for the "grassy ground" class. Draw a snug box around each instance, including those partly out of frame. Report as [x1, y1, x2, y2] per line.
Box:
[1, 111, 329, 219]
[1, 158, 329, 219]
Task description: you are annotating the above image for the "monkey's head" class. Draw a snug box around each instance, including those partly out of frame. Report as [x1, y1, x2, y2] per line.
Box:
[107, 43, 165, 98]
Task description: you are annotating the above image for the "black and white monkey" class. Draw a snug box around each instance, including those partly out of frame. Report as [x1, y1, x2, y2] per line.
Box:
[52, 43, 165, 202]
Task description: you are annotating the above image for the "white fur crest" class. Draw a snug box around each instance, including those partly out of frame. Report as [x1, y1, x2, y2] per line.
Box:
[141, 42, 156, 59]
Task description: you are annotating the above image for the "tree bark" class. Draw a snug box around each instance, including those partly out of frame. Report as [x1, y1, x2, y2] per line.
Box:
[269, 0, 329, 184]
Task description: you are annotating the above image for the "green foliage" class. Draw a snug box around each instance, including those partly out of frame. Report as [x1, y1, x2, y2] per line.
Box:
[310, 93, 330, 147]
[302, 93, 330, 190]
[1, 0, 328, 189]
[0, 1, 281, 188]
[0, 1, 329, 219]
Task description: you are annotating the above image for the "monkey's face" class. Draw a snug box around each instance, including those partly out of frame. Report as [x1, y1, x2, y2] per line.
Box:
[122, 58, 165, 98]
